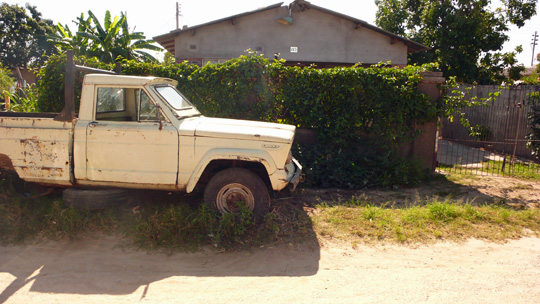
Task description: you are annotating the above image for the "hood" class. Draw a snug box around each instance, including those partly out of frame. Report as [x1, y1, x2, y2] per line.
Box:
[192, 117, 295, 143]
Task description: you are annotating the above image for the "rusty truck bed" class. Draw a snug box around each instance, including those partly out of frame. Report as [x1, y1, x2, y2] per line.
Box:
[0, 115, 73, 186]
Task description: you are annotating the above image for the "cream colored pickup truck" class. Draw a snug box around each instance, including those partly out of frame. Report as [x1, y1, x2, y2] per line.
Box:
[0, 74, 302, 217]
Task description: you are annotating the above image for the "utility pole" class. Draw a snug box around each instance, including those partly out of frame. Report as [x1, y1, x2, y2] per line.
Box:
[176, 2, 181, 30]
[531, 31, 538, 66]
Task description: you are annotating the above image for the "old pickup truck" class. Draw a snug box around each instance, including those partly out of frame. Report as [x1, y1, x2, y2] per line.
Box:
[0, 63, 301, 217]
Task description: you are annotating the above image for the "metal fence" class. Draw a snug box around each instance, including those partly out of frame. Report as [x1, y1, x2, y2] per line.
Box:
[436, 85, 540, 178]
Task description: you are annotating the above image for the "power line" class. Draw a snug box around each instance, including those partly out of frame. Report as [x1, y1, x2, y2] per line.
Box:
[531, 31, 538, 66]
[176, 2, 182, 30]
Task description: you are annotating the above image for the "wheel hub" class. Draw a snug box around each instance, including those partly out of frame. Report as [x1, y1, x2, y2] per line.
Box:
[216, 183, 255, 214]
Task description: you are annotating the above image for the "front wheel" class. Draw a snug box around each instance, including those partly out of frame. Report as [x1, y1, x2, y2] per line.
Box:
[204, 168, 270, 219]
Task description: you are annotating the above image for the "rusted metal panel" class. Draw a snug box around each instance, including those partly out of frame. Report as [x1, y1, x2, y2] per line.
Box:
[0, 118, 73, 184]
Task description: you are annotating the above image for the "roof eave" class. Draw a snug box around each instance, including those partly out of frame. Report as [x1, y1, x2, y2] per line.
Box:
[153, 2, 284, 43]
[299, 2, 429, 53]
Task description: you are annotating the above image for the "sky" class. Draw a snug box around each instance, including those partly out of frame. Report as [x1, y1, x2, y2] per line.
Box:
[4, 0, 540, 66]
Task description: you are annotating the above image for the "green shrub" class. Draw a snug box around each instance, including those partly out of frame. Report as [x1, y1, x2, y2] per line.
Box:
[4, 83, 39, 112]
[0, 64, 14, 101]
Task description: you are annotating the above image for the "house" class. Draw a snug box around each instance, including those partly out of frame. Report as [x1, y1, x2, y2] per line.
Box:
[153, 0, 428, 68]
[10, 67, 36, 86]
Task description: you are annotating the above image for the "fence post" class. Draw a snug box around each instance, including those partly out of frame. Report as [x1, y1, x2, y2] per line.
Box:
[3, 95, 9, 110]
[414, 72, 445, 172]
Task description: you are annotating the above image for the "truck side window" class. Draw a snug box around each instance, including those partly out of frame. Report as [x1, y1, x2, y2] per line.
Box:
[138, 89, 159, 122]
[96, 88, 125, 114]
[95, 87, 133, 121]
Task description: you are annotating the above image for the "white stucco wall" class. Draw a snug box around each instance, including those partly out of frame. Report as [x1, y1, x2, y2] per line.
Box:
[173, 6, 408, 65]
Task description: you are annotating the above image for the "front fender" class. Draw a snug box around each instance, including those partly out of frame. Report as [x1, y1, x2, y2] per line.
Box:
[185, 149, 277, 193]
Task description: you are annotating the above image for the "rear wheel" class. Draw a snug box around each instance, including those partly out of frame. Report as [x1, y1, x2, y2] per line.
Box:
[204, 168, 270, 219]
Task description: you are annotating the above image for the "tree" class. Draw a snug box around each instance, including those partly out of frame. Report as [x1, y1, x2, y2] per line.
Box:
[0, 3, 56, 68]
[0, 64, 14, 99]
[48, 10, 161, 63]
[48, 14, 93, 57]
[375, 0, 536, 84]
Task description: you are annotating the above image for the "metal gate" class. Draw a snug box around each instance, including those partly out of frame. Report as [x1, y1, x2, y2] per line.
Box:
[436, 85, 540, 178]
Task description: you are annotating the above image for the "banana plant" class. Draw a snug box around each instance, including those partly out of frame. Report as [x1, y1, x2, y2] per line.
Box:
[47, 10, 161, 63]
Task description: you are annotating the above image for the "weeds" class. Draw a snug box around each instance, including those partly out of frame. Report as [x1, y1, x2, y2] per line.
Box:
[1, 169, 539, 250]
[2, 192, 538, 248]
[0, 195, 115, 243]
[312, 201, 540, 244]
[126, 201, 277, 251]
[0, 175, 312, 250]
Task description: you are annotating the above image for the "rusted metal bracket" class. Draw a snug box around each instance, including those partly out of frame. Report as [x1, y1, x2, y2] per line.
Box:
[54, 51, 121, 122]
[54, 50, 76, 122]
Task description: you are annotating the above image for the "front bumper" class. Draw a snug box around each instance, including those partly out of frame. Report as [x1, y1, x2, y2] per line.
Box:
[288, 158, 303, 191]
[269, 157, 303, 192]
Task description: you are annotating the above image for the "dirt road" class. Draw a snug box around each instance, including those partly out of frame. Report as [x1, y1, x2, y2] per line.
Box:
[1, 235, 539, 304]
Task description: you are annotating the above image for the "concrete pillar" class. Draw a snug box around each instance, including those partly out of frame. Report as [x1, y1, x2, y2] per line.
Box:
[414, 72, 445, 172]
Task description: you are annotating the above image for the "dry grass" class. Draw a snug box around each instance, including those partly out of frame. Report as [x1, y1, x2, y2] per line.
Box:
[311, 199, 540, 245]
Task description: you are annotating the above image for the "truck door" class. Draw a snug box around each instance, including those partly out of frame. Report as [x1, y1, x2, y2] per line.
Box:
[85, 87, 179, 186]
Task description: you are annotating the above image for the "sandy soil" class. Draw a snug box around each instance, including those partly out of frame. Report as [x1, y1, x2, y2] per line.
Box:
[0, 235, 539, 304]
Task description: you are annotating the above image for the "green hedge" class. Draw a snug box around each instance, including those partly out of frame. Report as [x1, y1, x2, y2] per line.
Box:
[36, 53, 440, 188]
[267, 63, 438, 188]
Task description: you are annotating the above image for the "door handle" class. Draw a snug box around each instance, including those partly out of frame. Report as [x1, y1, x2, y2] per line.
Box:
[89, 121, 107, 128]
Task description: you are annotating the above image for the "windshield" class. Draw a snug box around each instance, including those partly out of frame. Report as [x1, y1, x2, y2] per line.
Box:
[154, 85, 193, 110]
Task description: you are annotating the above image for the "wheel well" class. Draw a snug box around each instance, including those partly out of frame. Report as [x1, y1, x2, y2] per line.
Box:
[195, 159, 271, 191]
[0, 154, 15, 172]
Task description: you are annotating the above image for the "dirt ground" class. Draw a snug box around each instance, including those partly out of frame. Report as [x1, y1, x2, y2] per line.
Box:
[0, 235, 539, 304]
[1, 174, 540, 303]
[294, 174, 540, 209]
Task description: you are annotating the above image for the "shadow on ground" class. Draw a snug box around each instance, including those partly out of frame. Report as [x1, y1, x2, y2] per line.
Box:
[0, 232, 319, 301]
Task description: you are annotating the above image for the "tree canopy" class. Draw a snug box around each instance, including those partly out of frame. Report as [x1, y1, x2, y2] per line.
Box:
[0, 3, 56, 68]
[375, 0, 537, 84]
[48, 10, 161, 63]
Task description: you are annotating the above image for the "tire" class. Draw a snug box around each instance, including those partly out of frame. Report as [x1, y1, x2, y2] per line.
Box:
[204, 168, 270, 219]
[62, 188, 130, 210]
